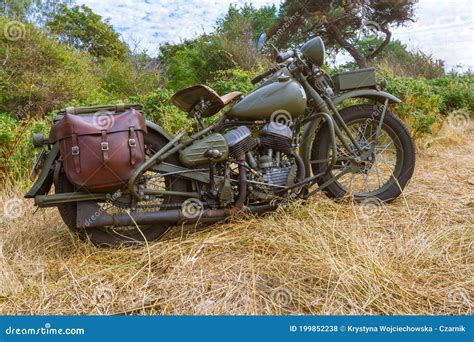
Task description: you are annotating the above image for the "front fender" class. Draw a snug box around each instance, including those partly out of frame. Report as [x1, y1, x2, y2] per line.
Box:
[25, 120, 173, 198]
[331, 89, 401, 106]
[299, 89, 401, 175]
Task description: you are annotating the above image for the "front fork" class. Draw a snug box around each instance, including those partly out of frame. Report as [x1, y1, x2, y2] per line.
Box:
[300, 75, 389, 170]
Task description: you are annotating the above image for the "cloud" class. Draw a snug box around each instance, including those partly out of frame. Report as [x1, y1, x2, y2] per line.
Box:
[76, 0, 473, 69]
[76, 0, 280, 55]
[392, 0, 473, 70]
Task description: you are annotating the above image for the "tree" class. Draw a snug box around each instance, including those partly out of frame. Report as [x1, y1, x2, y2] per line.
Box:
[1, 0, 72, 23]
[215, 3, 278, 70]
[344, 37, 444, 78]
[46, 4, 129, 60]
[216, 3, 278, 41]
[159, 34, 236, 90]
[267, 0, 417, 68]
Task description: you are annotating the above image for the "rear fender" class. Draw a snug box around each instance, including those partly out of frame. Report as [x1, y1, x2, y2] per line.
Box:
[24, 143, 59, 198]
[25, 120, 172, 198]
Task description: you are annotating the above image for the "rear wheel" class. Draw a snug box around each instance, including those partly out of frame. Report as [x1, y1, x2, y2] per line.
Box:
[311, 105, 416, 202]
[55, 131, 191, 246]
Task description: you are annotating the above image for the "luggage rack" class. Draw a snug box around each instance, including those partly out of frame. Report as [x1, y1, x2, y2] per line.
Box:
[54, 103, 143, 121]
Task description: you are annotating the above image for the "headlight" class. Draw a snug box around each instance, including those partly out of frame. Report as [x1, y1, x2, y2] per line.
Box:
[301, 37, 325, 67]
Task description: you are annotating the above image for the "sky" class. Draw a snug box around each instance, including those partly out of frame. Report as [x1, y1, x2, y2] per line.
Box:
[76, 0, 474, 71]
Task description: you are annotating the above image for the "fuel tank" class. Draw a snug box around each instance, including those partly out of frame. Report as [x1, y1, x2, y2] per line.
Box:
[225, 78, 307, 120]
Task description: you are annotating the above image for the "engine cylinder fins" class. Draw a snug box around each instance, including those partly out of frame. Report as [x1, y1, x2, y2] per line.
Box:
[262, 166, 293, 187]
[224, 126, 257, 159]
[260, 122, 293, 153]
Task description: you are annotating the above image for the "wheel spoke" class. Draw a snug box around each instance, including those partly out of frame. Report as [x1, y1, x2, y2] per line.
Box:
[324, 116, 401, 195]
[373, 160, 383, 188]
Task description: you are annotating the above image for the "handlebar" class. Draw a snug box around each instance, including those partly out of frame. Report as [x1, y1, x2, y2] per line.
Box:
[250, 67, 278, 85]
[250, 50, 296, 85]
[276, 50, 294, 63]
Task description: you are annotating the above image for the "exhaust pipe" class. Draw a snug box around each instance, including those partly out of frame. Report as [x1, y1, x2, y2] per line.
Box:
[78, 203, 276, 228]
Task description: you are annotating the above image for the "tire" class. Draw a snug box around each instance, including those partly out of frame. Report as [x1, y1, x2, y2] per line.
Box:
[311, 105, 416, 202]
[55, 131, 191, 246]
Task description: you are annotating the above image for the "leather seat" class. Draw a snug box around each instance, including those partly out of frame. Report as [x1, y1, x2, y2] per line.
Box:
[171, 84, 242, 117]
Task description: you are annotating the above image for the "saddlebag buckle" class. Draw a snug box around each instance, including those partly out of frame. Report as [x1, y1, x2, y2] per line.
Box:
[100, 142, 109, 151]
[128, 138, 137, 148]
[71, 146, 80, 156]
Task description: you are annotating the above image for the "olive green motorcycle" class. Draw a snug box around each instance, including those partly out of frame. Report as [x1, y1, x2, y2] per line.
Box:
[26, 35, 415, 246]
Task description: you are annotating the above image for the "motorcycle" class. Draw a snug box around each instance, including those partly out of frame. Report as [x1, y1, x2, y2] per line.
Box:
[26, 35, 415, 246]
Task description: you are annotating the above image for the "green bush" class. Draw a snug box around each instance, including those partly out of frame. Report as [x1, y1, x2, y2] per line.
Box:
[0, 17, 103, 117]
[0, 113, 50, 183]
[140, 90, 190, 135]
[160, 34, 237, 91]
[381, 73, 442, 134]
[208, 69, 257, 95]
[429, 76, 474, 114]
[100, 55, 164, 99]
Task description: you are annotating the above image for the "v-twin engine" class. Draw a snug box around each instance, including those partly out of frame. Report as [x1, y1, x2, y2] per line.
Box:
[224, 123, 303, 192]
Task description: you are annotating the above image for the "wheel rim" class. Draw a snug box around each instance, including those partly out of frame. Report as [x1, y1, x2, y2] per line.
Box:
[328, 118, 404, 197]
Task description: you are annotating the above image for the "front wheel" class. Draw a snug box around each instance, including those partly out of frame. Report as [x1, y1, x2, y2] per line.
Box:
[311, 105, 416, 202]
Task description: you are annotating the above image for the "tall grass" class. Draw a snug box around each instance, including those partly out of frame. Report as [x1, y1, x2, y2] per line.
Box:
[0, 124, 472, 315]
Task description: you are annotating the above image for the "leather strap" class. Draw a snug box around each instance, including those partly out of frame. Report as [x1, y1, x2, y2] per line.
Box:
[71, 133, 81, 173]
[116, 103, 125, 112]
[129, 127, 137, 165]
[101, 130, 109, 163]
[53, 159, 62, 187]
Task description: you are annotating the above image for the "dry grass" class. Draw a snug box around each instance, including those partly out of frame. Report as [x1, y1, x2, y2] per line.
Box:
[0, 124, 472, 315]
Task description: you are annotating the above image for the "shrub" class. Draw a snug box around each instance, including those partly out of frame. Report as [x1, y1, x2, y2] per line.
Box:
[140, 89, 190, 135]
[100, 55, 164, 99]
[160, 34, 237, 91]
[208, 68, 257, 95]
[0, 16, 103, 118]
[346, 38, 445, 79]
[0, 112, 50, 183]
[429, 76, 474, 114]
[383, 73, 442, 134]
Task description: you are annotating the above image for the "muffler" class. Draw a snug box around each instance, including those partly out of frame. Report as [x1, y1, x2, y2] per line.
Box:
[76, 202, 275, 228]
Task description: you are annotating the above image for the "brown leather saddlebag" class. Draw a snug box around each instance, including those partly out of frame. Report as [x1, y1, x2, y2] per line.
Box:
[50, 108, 147, 192]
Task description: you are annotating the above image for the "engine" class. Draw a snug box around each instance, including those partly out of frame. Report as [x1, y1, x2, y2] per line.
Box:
[260, 122, 293, 154]
[224, 126, 257, 160]
[224, 123, 304, 198]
